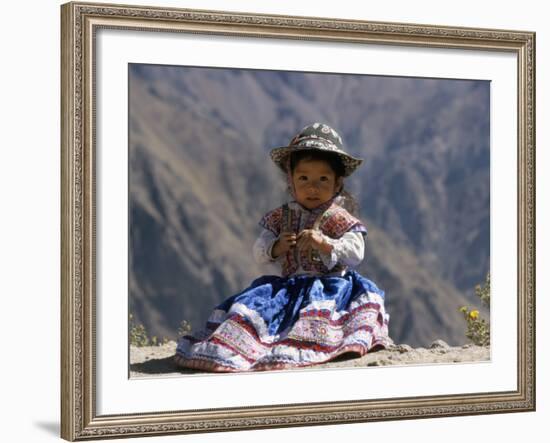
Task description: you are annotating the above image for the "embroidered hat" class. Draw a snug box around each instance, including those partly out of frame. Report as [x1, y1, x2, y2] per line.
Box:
[269, 123, 363, 177]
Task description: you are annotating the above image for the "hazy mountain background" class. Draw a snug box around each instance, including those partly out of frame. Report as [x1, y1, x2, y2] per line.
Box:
[128, 63, 490, 347]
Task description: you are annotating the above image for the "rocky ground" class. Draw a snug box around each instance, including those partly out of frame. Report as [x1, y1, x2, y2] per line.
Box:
[129, 340, 490, 378]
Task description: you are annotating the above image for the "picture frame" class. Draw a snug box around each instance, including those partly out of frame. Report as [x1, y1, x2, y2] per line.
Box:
[60, 1, 536, 440]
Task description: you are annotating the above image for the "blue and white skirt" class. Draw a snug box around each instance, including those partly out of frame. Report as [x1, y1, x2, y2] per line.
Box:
[174, 270, 391, 372]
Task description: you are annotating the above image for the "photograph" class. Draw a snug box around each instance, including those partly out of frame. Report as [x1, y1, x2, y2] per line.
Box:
[127, 64, 491, 377]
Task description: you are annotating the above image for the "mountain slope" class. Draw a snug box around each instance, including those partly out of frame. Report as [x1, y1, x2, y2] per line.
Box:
[128, 64, 490, 346]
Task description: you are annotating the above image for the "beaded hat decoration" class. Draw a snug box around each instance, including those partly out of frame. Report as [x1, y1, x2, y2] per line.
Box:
[269, 123, 363, 177]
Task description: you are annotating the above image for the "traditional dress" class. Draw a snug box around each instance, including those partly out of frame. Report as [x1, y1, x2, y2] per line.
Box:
[174, 196, 392, 372]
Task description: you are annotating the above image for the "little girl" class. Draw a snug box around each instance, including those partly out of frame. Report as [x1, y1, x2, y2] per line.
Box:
[174, 123, 392, 372]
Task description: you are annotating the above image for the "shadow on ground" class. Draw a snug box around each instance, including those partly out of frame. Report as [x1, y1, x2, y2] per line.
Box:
[130, 350, 366, 377]
[130, 356, 198, 375]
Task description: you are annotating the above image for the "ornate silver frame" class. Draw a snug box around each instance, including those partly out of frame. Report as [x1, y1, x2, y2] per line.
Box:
[61, 1, 536, 440]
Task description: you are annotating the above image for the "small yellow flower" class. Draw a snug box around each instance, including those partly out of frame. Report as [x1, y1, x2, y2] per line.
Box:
[469, 310, 480, 320]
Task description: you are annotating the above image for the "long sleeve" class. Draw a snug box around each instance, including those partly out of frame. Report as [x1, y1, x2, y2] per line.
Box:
[253, 229, 280, 264]
[319, 231, 365, 270]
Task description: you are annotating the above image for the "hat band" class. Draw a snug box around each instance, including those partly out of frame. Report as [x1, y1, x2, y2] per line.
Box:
[292, 138, 340, 152]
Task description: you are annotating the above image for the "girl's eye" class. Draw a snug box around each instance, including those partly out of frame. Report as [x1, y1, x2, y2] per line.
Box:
[320, 176, 329, 181]
[298, 176, 308, 181]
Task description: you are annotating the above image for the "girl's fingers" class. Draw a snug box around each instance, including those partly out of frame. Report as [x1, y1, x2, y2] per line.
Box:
[279, 234, 294, 248]
[294, 231, 317, 250]
[282, 233, 297, 247]
[297, 237, 310, 250]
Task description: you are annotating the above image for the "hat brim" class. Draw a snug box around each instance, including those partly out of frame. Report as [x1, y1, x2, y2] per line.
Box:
[269, 145, 363, 177]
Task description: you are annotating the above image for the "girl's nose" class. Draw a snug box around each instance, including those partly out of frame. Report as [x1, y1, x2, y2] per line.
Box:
[308, 182, 320, 192]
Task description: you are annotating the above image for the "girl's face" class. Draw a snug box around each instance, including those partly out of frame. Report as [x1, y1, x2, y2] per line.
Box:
[291, 158, 343, 210]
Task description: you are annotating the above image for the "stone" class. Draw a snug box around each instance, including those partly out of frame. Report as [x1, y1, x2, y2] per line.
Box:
[395, 344, 413, 353]
[430, 339, 450, 350]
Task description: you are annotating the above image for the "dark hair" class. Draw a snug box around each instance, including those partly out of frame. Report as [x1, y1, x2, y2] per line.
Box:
[289, 149, 346, 178]
[287, 149, 359, 215]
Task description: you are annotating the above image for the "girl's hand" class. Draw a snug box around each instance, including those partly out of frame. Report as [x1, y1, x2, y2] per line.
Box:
[296, 230, 332, 254]
[271, 232, 297, 258]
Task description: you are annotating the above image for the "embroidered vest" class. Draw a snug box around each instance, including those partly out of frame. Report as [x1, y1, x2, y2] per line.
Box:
[259, 202, 366, 277]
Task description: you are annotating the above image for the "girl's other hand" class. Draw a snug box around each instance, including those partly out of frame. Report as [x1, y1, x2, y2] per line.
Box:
[296, 229, 328, 253]
[271, 232, 297, 258]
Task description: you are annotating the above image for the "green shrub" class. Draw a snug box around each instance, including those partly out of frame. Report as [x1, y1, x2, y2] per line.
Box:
[459, 273, 490, 346]
[177, 319, 192, 337]
[129, 313, 170, 347]
[129, 314, 192, 347]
